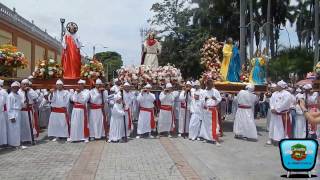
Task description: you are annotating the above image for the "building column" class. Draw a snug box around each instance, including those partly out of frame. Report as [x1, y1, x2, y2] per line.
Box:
[31, 41, 35, 72]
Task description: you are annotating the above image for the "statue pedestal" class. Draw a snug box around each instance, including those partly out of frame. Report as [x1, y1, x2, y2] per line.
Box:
[30, 78, 92, 89]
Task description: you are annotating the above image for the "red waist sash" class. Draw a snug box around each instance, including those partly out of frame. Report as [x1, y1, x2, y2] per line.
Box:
[208, 106, 219, 141]
[52, 107, 70, 135]
[140, 107, 155, 129]
[90, 103, 103, 109]
[125, 108, 132, 130]
[238, 105, 251, 109]
[3, 104, 6, 112]
[181, 102, 186, 109]
[73, 103, 89, 138]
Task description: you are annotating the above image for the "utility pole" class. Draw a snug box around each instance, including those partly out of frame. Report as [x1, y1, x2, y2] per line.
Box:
[60, 18, 65, 43]
[240, 0, 247, 65]
[249, 0, 254, 60]
[93, 46, 96, 58]
[315, 0, 319, 66]
[266, 0, 271, 57]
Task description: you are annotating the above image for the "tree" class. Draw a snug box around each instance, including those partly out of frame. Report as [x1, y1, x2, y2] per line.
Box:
[95, 51, 123, 81]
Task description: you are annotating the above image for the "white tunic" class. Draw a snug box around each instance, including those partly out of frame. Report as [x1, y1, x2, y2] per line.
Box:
[143, 40, 161, 68]
[269, 90, 292, 141]
[189, 99, 204, 140]
[38, 97, 51, 128]
[70, 90, 90, 141]
[0, 88, 8, 145]
[233, 90, 258, 139]
[137, 92, 155, 134]
[18, 89, 38, 142]
[158, 91, 177, 133]
[89, 89, 108, 139]
[48, 90, 70, 138]
[294, 93, 306, 138]
[109, 103, 125, 141]
[178, 90, 192, 134]
[6, 92, 23, 146]
[200, 88, 222, 141]
[122, 91, 135, 137]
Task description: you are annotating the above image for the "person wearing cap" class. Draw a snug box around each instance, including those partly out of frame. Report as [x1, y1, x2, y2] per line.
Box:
[18, 79, 39, 143]
[89, 79, 108, 140]
[191, 80, 204, 100]
[47, 79, 71, 142]
[267, 80, 292, 145]
[178, 81, 193, 137]
[108, 94, 125, 142]
[189, 91, 205, 141]
[303, 83, 319, 138]
[158, 83, 178, 137]
[0, 79, 8, 146]
[7, 82, 26, 149]
[121, 82, 135, 138]
[110, 78, 121, 94]
[233, 84, 258, 140]
[200, 79, 222, 145]
[70, 79, 90, 143]
[294, 88, 306, 138]
[136, 83, 156, 139]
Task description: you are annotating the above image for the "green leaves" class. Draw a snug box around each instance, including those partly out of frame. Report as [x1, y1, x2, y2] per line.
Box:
[95, 51, 123, 81]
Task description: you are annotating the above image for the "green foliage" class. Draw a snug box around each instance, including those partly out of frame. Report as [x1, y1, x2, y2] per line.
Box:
[269, 47, 313, 81]
[95, 51, 123, 81]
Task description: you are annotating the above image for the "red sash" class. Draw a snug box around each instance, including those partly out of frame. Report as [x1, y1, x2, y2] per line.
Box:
[181, 102, 186, 109]
[21, 105, 39, 137]
[208, 106, 219, 141]
[160, 105, 175, 131]
[3, 104, 7, 112]
[125, 108, 132, 130]
[140, 107, 155, 129]
[51, 107, 70, 135]
[275, 110, 292, 138]
[238, 105, 251, 109]
[74, 103, 90, 138]
[90, 103, 103, 109]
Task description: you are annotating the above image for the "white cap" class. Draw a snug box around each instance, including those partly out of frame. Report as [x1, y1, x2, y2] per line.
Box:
[96, 79, 103, 85]
[186, 81, 192, 86]
[277, 80, 287, 89]
[245, 84, 255, 92]
[194, 91, 201, 96]
[21, 79, 29, 84]
[113, 78, 119, 83]
[303, 83, 312, 90]
[296, 88, 302, 93]
[78, 79, 86, 84]
[11, 81, 20, 87]
[144, 83, 152, 89]
[270, 83, 277, 88]
[194, 80, 200, 86]
[0, 79, 4, 86]
[124, 82, 130, 86]
[56, 79, 64, 85]
[166, 83, 172, 89]
[69, 89, 74, 93]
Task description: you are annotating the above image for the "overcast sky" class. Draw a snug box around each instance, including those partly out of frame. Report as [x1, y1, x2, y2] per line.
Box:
[1, 0, 298, 65]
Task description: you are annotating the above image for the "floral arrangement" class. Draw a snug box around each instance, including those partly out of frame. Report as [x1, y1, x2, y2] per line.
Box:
[116, 64, 182, 86]
[315, 62, 320, 79]
[199, 37, 224, 82]
[32, 59, 63, 79]
[80, 59, 105, 79]
[0, 44, 28, 76]
[240, 64, 250, 83]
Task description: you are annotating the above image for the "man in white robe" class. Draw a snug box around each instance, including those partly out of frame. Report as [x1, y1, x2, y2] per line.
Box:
[303, 83, 319, 138]
[266, 83, 276, 131]
[89, 79, 108, 140]
[233, 84, 258, 140]
[267, 80, 292, 145]
[178, 81, 192, 137]
[294, 88, 306, 138]
[0, 79, 8, 145]
[136, 84, 156, 138]
[48, 80, 71, 141]
[158, 83, 177, 137]
[110, 78, 121, 94]
[122, 82, 135, 138]
[7, 82, 25, 149]
[18, 79, 39, 143]
[70, 79, 90, 142]
[189, 91, 204, 140]
[38, 89, 51, 129]
[191, 80, 205, 100]
[108, 94, 125, 142]
[200, 79, 222, 145]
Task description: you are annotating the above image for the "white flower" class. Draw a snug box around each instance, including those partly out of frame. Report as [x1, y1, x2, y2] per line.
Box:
[84, 72, 89, 76]
[89, 71, 94, 75]
[48, 67, 53, 71]
[40, 68, 45, 72]
[48, 71, 54, 75]
[96, 72, 100, 76]
[49, 59, 55, 63]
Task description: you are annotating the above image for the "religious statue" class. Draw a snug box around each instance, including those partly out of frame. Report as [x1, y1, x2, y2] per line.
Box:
[221, 37, 241, 82]
[61, 22, 82, 79]
[249, 50, 266, 85]
[141, 32, 161, 68]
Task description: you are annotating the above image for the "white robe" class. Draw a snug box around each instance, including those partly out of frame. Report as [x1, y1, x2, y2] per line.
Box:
[6, 92, 23, 146]
[38, 97, 51, 128]
[0, 88, 8, 145]
[109, 103, 125, 141]
[122, 91, 135, 137]
[295, 93, 306, 138]
[18, 89, 38, 142]
[200, 88, 222, 141]
[143, 40, 161, 68]
[137, 92, 155, 134]
[89, 89, 108, 139]
[158, 91, 176, 133]
[48, 90, 70, 138]
[178, 90, 192, 134]
[269, 90, 292, 141]
[233, 90, 258, 139]
[70, 90, 90, 141]
[189, 99, 204, 140]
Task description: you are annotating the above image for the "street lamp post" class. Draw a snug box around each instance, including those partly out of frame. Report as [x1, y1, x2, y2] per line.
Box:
[60, 18, 65, 43]
[92, 44, 107, 57]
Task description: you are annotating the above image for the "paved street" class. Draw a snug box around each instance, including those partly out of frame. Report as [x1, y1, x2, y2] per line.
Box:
[0, 118, 318, 180]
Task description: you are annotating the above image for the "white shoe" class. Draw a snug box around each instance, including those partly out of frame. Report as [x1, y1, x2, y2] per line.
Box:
[216, 142, 221, 146]
[52, 138, 57, 142]
[84, 139, 89, 143]
[20, 146, 27, 150]
[192, 138, 195, 141]
[178, 134, 182, 137]
[196, 138, 201, 141]
[149, 135, 154, 139]
[67, 138, 71, 142]
[136, 136, 140, 139]
[266, 140, 272, 145]
[168, 134, 172, 138]
[107, 140, 111, 143]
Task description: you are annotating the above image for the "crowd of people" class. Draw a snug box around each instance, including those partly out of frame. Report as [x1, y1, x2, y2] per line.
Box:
[0, 77, 318, 150]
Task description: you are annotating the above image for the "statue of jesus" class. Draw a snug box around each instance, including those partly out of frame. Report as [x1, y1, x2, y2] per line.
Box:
[141, 32, 161, 68]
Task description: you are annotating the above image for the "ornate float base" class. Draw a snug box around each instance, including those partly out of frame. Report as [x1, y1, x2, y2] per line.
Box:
[30, 78, 93, 89]
[213, 82, 267, 93]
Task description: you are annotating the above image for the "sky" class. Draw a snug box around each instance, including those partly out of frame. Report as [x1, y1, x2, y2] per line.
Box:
[1, 0, 298, 65]
[1, 0, 159, 65]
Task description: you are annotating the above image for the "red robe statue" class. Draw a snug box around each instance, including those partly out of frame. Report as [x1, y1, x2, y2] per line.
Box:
[62, 33, 82, 79]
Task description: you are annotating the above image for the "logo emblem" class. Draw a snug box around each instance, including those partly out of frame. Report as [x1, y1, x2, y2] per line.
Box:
[291, 144, 307, 161]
